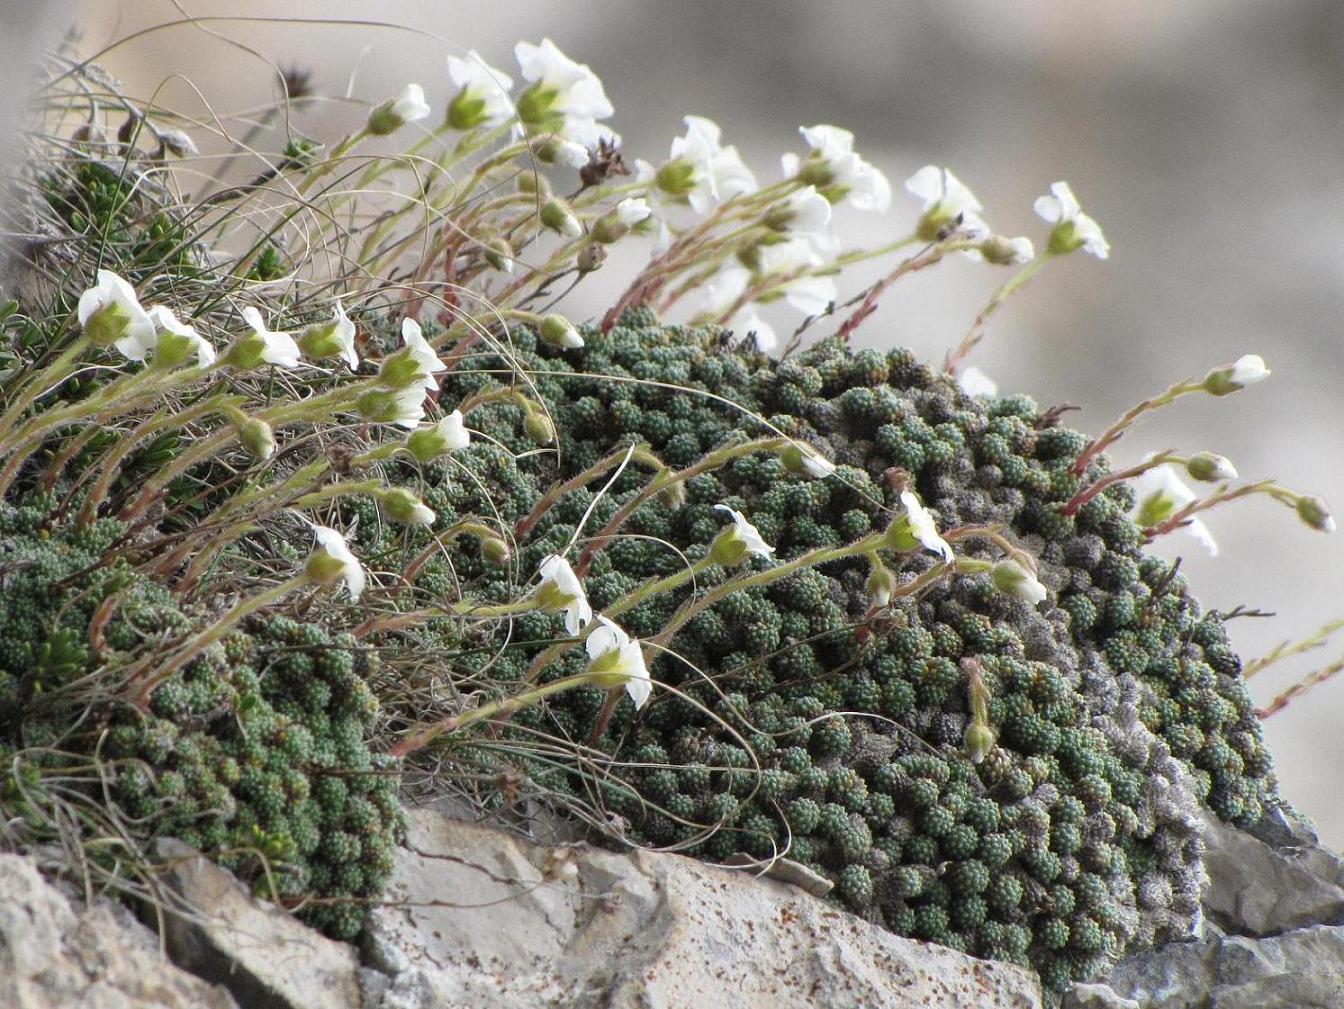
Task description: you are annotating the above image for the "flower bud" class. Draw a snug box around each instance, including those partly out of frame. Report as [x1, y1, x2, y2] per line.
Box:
[532, 135, 589, 168]
[653, 159, 697, 197]
[1297, 494, 1336, 533]
[481, 535, 512, 566]
[577, 244, 607, 274]
[540, 198, 582, 238]
[236, 417, 276, 461]
[378, 487, 436, 526]
[976, 235, 1034, 266]
[657, 479, 687, 509]
[482, 234, 515, 274]
[524, 407, 556, 445]
[539, 314, 584, 350]
[1203, 354, 1269, 396]
[367, 84, 431, 136]
[1185, 452, 1237, 483]
[865, 562, 897, 608]
[963, 721, 996, 764]
[990, 559, 1047, 604]
[780, 443, 836, 479]
[593, 198, 651, 243]
[516, 170, 550, 196]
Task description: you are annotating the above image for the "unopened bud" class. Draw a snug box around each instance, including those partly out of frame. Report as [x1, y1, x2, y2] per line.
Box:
[540, 198, 582, 238]
[1185, 452, 1237, 483]
[481, 535, 511, 566]
[977, 235, 1034, 266]
[865, 563, 897, 608]
[524, 408, 556, 445]
[539, 314, 584, 350]
[577, 243, 607, 274]
[963, 721, 997, 764]
[532, 135, 589, 169]
[1203, 355, 1269, 396]
[483, 234, 515, 274]
[657, 479, 687, 509]
[1297, 494, 1336, 533]
[236, 417, 276, 461]
[990, 559, 1047, 604]
[516, 171, 550, 197]
[378, 487, 436, 526]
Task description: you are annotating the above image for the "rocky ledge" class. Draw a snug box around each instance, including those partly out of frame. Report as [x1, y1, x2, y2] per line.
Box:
[4, 802, 1343, 1009]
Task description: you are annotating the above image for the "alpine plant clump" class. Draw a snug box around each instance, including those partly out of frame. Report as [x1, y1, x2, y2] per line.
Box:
[1, 30, 1336, 998]
[0, 501, 402, 940]
[408, 313, 1279, 990]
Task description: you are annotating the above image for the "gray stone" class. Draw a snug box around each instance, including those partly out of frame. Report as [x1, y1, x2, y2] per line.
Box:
[1104, 922, 1344, 1009]
[1201, 811, 1344, 935]
[1062, 983, 1140, 1009]
[155, 839, 362, 1009]
[0, 853, 237, 1009]
[363, 808, 1043, 1009]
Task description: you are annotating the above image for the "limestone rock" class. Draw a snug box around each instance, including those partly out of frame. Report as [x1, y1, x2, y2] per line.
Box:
[363, 807, 1043, 1009]
[0, 853, 237, 1009]
[1085, 922, 1344, 1009]
[155, 839, 362, 1009]
[1200, 810, 1344, 936]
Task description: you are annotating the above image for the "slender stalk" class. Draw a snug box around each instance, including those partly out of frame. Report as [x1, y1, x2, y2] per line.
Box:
[944, 253, 1051, 373]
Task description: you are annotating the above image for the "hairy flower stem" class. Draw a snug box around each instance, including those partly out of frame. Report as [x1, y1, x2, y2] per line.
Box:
[77, 396, 242, 526]
[515, 443, 664, 538]
[575, 437, 789, 576]
[837, 240, 970, 343]
[0, 334, 89, 446]
[1059, 451, 1179, 517]
[389, 671, 608, 758]
[944, 253, 1052, 374]
[128, 575, 307, 708]
[398, 519, 509, 589]
[1140, 480, 1292, 543]
[1245, 616, 1344, 679]
[1071, 378, 1209, 477]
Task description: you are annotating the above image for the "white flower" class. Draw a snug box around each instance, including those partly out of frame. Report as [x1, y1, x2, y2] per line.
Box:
[550, 137, 592, 167]
[446, 50, 515, 130]
[710, 504, 775, 565]
[401, 317, 445, 390]
[705, 239, 836, 320]
[766, 185, 833, 238]
[1230, 354, 1269, 387]
[435, 409, 471, 451]
[730, 310, 777, 354]
[1034, 181, 1109, 259]
[306, 525, 366, 601]
[1131, 463, 1217, 556]
[653, 115, 758, 215]
[238, 306, 302, 369]
[514, 39, 614, 135]
[585, 616, 652, 710]
[614, 198, 651, 227]
[894, 490, 955, 562]
[782, 124, 892, 213]
[298, 301, 358, 369]
[405, 409, 470, 462]
[536, 554, 593, 634]
[991, 559, 1048, 604]
[367, 83, 432, 135]
[957, 366, 998, 398]
[904, 165, 988, 242]
[146, 305, 216, 367]
[77, 269, 156, 360]
[558, 116, 620, 152]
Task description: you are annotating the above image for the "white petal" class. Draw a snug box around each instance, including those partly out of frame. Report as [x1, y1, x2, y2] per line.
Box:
[957, 366, 998, 398]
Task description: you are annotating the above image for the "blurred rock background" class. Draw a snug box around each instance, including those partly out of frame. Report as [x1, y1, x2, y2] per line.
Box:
[16, 1, 1344, 842]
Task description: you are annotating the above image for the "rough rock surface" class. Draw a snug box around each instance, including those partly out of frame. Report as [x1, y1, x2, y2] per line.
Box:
[363, 807, 1043, 1009]
[1201, 808, 1344, 935]
[0, 853, 237, 1009]
[14, 802, 1344, 1009]
[156, 838, 362, 1009]
[1063, 804, 1344, 1009]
